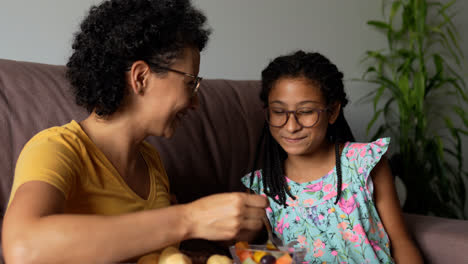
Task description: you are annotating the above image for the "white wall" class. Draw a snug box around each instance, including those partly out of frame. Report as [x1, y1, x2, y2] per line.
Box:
[194, 0, 384, 79]
[1, 0, 467, 214]
[0, 0, 101, 65]
[192, 0, 387, 140]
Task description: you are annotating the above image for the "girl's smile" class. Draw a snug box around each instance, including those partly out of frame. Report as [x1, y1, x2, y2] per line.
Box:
[281, 135, 307, 144]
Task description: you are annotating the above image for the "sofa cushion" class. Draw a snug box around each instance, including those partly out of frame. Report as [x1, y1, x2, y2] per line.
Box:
[0, 59, 88, 213]
[404, 213, 468, 264]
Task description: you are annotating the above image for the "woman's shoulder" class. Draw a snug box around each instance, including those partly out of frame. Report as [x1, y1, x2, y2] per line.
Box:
[13, 121, 86, 201]
[23, 120, 86, 152]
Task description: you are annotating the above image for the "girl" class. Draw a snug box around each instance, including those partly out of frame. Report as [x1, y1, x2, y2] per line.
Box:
[242, 51, 422, 263]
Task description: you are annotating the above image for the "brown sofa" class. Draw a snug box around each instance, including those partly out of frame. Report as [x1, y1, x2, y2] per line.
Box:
[1, 58, 467, 263]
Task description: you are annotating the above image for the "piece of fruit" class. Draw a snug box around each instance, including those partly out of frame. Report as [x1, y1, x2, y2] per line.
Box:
[206, 254, 233, 264]
[159, 247, 191, 264]
[137, 253, 160, 264]
[276, 253, 293, 264]
[260, 255, 277, 264]
[237, 250, 253, 262]
[252, 251, 267, 263]
[265, 240, 277, 250]
[160, 246, 180, 258]
[235, 241, 251, 257]
[235, 241, 250, 249]
[164, 252, 192, 264]
[270, 251, 284, 259]
[241, 257, 257, 264]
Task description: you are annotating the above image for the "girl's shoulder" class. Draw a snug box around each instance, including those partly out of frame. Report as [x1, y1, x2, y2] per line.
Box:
[343, 137, 390, 163]
[344, 137, 390, 150]
[341, 138, 390, 192]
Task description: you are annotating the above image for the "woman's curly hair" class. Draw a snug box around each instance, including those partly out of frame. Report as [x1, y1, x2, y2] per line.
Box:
[66, 0, 211, 116]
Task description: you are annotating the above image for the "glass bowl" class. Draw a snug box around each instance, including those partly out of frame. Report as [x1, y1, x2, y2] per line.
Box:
[229, 244, 306, 264]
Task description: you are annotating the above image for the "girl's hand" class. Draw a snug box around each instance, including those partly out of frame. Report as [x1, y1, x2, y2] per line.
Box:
[182, 193, 268, 241]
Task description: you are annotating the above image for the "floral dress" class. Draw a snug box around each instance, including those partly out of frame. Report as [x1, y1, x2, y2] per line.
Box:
[241, 138, 394, 264]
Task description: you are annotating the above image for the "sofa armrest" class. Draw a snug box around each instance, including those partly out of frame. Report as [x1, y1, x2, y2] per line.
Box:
[403, 213, 468, 264]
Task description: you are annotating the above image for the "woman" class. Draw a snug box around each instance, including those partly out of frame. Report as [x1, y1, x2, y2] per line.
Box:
[2, 1, 267, 263]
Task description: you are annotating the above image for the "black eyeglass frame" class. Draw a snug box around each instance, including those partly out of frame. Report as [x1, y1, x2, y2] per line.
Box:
[145, 62, 203, 97]
[264, 107, 330, 128]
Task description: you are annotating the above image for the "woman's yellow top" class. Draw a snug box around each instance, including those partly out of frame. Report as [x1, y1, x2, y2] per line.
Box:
[8, 120, 171, 214]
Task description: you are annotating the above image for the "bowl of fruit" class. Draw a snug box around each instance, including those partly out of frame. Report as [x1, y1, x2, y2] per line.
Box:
[229, 242, 306, 264]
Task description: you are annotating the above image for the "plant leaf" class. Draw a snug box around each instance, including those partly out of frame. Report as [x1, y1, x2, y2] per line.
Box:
[389, 1, 402, 25]
[367, 20, 391, 30]
[367, 109, 384, 136]
[412, 71, 426, 112]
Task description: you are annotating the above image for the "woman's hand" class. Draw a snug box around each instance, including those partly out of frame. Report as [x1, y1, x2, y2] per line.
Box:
[182, 193, 268, 241]
[3, 183, 266, 264]
[3, 182, 235, 264]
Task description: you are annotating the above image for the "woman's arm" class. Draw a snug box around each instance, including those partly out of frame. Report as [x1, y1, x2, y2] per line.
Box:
[3, 181, 267, 264]
[371, 157, 423, 264]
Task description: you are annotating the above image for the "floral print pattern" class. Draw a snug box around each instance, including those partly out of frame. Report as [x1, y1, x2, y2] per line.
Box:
[242, 138, 394, 263]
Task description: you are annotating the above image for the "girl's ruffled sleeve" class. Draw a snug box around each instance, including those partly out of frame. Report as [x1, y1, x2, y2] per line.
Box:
[344, 138, 390, 194]
[241, 170, 265, 195]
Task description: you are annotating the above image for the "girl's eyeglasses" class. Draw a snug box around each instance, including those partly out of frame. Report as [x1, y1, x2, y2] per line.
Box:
[265, 107, 329, 128]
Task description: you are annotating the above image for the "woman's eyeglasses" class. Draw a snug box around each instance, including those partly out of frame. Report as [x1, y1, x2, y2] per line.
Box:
[146, 62, 202, 97]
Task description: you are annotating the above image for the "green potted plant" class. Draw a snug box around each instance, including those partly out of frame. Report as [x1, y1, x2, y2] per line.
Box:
[359, 0, 468, 219]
